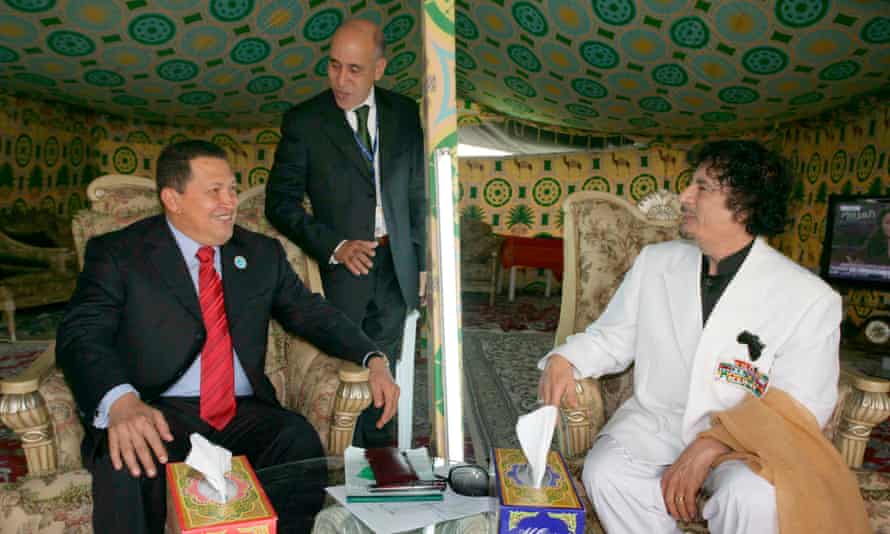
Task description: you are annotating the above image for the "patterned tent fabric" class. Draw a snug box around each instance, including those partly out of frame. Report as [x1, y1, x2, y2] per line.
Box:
[0, 0, 421, 127]
[455, 0, 889, 136]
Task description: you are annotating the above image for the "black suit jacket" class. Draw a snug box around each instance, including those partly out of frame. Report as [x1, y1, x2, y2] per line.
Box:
[57, 215, 377, 452]
[265, 87, 426, 309]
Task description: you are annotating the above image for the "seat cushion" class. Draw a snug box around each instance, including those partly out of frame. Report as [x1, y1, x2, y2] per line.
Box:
[0, 469, 92, 534]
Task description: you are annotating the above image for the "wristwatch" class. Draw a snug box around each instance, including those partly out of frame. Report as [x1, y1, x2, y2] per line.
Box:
[365, 352, 390, 368]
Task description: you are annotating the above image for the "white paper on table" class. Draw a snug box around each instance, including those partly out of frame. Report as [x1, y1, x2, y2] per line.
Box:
[185, 433, 232, 502]
[516, 405, 557, 488]
[326, 485, 495, 534]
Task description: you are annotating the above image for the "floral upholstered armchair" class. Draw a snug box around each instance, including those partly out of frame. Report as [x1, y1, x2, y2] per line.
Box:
[553, 190, 890, 533]
[0, 175, 372, 533]
[460, 215, 501, 306]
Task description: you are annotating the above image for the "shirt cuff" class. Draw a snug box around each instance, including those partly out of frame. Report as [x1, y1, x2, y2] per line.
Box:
[329, 240, 347, 264]
[93, 384, 139, 429]
[362, 351, 386, 368]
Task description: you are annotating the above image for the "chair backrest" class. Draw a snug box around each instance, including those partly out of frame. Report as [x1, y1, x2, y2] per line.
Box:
[554, 191, 681, 347]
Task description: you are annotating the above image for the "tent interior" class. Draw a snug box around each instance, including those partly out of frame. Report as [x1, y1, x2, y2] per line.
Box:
[1, 0, 889, 529]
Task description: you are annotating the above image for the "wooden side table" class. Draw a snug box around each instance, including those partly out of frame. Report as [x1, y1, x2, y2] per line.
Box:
[836, 361, 890, 468]
[0, 286, 15, 342]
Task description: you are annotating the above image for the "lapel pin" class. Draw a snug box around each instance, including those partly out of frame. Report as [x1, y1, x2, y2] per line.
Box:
[234, 256, 247, 270]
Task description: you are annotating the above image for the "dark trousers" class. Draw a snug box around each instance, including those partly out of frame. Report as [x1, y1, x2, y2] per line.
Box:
[87, 397, 324, 534]
[322, 242, 406, 448]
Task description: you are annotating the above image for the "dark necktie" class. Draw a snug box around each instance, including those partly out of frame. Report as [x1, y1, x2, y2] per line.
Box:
[355, 104, 373, 164]
[196, 246, 235, 430]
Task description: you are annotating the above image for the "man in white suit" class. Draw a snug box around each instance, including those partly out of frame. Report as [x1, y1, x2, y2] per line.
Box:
[539, 140, 841, 534]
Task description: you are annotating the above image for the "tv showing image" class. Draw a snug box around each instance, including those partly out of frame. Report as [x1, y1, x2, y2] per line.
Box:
[820, 195, 890, 290]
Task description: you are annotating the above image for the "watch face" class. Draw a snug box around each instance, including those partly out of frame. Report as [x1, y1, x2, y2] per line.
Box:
[864, 318, 890, 345]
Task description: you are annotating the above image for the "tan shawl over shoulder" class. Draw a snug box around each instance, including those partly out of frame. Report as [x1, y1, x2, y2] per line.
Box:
[700, 388, 870, 534]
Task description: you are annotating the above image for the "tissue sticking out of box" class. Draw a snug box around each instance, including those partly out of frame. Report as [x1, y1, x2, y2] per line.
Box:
[515, 405, 557, 489]
[185, 433, 233, 503]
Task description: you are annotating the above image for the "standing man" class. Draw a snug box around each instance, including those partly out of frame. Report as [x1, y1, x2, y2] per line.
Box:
[539, 141, 853, 533]
[266, 18, 426, 447]
[57, 141, 398, 533]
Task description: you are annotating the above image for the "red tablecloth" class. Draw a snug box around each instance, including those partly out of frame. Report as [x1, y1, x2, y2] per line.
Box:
[499, 236, 563, 280]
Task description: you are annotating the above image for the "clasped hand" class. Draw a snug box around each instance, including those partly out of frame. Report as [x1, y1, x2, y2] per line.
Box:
[107, 392, 173, 478]
[660, 437, 730, 522]
[367, 357, 400, 428]
[335, 240, 377, 276]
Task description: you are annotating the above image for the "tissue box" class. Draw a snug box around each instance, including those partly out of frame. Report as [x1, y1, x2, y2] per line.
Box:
[166, 455, 277, 534]
[492, 448, 585, 534]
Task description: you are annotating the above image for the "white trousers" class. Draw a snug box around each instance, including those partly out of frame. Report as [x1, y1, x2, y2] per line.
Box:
[583, 435, 778, 534]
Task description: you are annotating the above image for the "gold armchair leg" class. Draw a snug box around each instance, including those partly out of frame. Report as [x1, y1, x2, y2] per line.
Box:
[330, 364, 372, 456]
[557, 377, 605, 461]
[0, 390, 56, 475]
[835, 387, 890, 468]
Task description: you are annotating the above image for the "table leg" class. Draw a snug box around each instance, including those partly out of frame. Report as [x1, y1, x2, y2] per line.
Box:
[835, 386, 890, 468]
[509, 267, 517, 302]
[545, 270, 552, 298]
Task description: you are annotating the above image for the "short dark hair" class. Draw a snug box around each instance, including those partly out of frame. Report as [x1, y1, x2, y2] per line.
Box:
[687, 140, 792, 237]
[156, 140, 227, 195]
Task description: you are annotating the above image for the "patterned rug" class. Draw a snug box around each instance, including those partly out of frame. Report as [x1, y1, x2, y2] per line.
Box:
[462, 292, 561, 332]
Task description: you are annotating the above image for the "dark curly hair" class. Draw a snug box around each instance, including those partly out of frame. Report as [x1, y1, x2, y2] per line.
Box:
[687, 140, 791, 237]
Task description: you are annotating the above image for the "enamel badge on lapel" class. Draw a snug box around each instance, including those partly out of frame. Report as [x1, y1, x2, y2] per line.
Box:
[234, 256, 247, 270]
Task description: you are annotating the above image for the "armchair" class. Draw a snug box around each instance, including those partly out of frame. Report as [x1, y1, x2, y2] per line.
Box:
[553, 191, 890, 533]
[460, 215, 501, 306]
[0, 175, 372, 533]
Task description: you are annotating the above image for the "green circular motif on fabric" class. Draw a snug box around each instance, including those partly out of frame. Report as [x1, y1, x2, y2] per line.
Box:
[797, 213, 814, 242]
[484, 178, 513, 207]
[128, 14, 175, 45]
[741, 46, 788, 75]
[70, 137, 83, 166]
[4, 0, 54, 12]
[14, 135, 32, 167]
[249, 167, 269, 186]
[675, 169, 692, 192]
[582, 176, 610, 192]
[571, 78, 608, 99]
[567, 103, 599, 117]
[629, 117, 659, 129]
[112, 95, 148, 106]
[169, 133, 190, 145]
[210, 0, 254, 22]
[456, 49, 477, 70]
[0, 45, 19, 63]
[212, 134, 239, 152]
[455, 12, 478, 40]
[47, 30, 95, 56]
[157, 60, 199, 82]
[512, 2, 548, 36]
[384, 14, 415, 43]
[303, 9, 342, 42]
[127, 131, 151, 143]
[718, 86, 759, 105]
[504, 98, 534, 115]
[113, 147, 138, 174]
[819, 60, 860, 81]
[593, 0, 635, 26]
[385, 51, 415, 75]
[652, 64, 687, 87]
[179, 91, 216, 106]
[789, 91, 823, 106]
[256, 130, 280, 144]
[14, 72, 55, 86]
[507, 44, 541, 72]
[393, 78, 419, 93]
[861, 17, 890, 44]
[260, 101, 292, 114]
[43, 137, 59, 167]
[580, 41, 619, 69]
[84, 69, 125, 87]
[458, 76, 477, 93]
[830, 150, 846, 183]
[505, 76, 536, 98]
[231, 37, 271, 65]
[857, 145, 876, 182]
[314, 56, 329, 76]
[247, 75, 284, 95]
[639, 96, 671, 113]
[630, 174, 658, 202]
[533, 178, 562, 206]
[775, 0, 827, 28]
[197, 111, 229, 121]
[670, 17, 709, 49]
[806, 153, 821, 184]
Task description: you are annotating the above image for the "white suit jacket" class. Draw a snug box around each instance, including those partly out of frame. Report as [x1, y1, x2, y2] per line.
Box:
[548, 238, 841, 464]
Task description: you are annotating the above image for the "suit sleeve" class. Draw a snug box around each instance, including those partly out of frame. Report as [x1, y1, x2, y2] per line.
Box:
[268, 239, 379, 363]
[407, 102, 427, 272]
[56, 236, 132, 421]
[266, 108, 343, 263]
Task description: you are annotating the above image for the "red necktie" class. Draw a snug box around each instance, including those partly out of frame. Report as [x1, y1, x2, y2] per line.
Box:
[196, 246, 235, 430]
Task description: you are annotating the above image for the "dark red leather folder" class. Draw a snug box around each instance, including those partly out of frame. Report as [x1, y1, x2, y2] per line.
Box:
[364, 447, 419, 486]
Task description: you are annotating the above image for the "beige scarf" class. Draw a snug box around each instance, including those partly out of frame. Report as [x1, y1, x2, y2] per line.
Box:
[700, 388, 871, 534]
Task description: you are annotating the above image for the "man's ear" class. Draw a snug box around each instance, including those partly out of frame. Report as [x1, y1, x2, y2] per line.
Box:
[374, 57, 387, 81]
[159, 187, 179, 214]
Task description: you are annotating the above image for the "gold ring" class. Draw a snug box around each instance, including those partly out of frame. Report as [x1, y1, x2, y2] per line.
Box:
[676, 495, 685, 504]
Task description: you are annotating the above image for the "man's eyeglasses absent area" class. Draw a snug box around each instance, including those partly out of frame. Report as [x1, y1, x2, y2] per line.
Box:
[436, 464, 491, 497]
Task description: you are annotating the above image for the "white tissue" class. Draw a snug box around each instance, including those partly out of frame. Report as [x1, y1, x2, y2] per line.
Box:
[516, 405, 557, 489]
[185, 433, 232, 503]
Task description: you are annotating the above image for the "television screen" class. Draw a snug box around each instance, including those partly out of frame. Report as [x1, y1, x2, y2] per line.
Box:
[820, 195, 890, 289]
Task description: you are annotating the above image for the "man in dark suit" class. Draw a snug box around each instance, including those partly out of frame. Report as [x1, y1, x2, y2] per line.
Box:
[56, 141, 399, 534]
[266, 18, 426, 447]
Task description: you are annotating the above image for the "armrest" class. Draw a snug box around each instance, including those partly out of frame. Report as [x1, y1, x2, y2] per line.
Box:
[556, 377, 605, 462]
[0, 342, 58, 475]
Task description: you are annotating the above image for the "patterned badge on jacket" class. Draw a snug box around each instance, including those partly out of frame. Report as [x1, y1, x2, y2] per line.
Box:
[715, 359, 769, 398]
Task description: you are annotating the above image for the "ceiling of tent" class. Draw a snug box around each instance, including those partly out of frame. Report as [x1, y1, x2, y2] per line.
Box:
[455, 0, 890, 137]
[0, 0, 421, 127]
